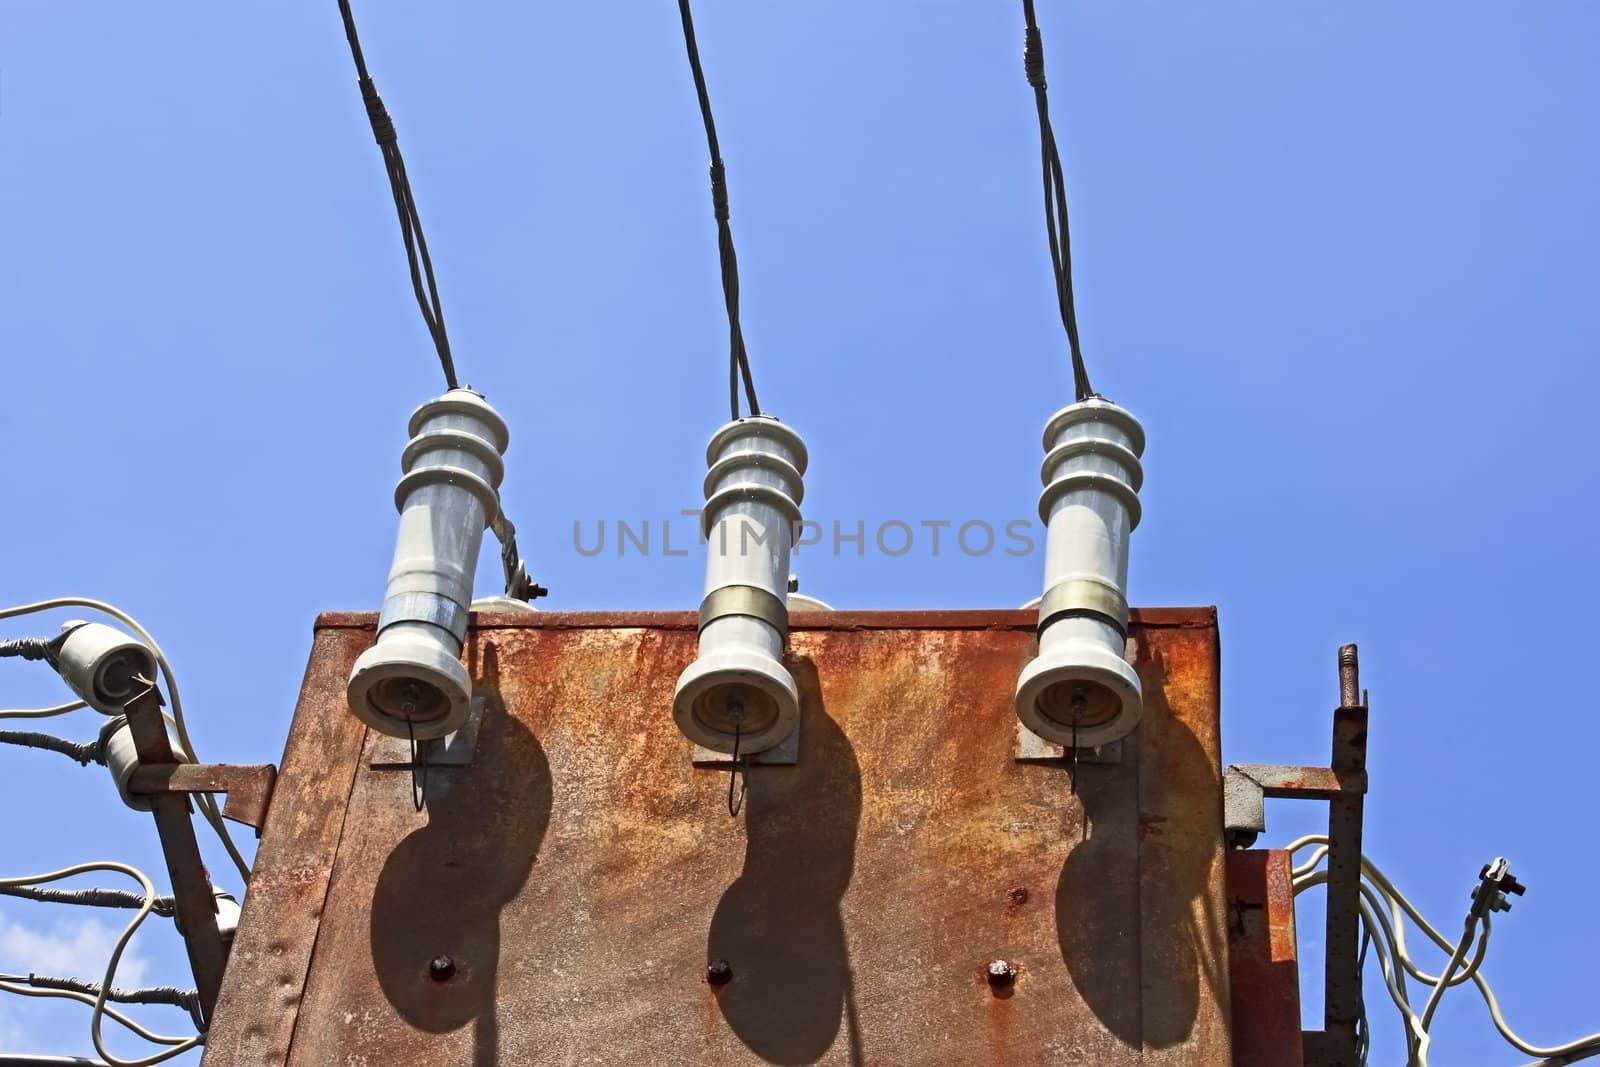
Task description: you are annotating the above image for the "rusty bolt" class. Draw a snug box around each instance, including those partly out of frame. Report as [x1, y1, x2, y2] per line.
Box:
[986, 959, 1016, 988]
[1008, 886, 1029, 905]
[428, 955, 456, 983]
[706, 959, 733, 986]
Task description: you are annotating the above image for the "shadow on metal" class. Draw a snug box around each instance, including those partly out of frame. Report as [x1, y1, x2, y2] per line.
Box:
[369, 641, 552, 1066]
[1054, 643, 1220, 1053]
[706, 656, 863, 1065]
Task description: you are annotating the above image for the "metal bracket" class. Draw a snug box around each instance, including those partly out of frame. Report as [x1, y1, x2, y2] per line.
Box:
[121, 682, 229, 1026]
[1223, 764, 1366, 850]
[692, 723, 799, 768]
[127, 763, 278, 835]
[370, 696, 488, 769]
[1224, 644, 1371, 1067]
[1014, 721, 1123, 765]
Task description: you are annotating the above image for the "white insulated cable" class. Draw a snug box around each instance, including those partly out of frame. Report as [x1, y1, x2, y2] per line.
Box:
[1286, 836, 1600, 1064]
[0, 980, 193, 1047]
[0, 699, 88, 720]
[0, 861, 203, 1066]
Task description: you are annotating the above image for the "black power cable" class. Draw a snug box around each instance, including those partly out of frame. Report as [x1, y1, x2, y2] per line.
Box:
[0, 885, 177, 917]
[1020, 0, 1094, 402]
[335, 0, 460, 391]
[675, 0, 763, 423]
[0, 973, 203, 1032]
[0, 638, 53, 662]
[0, 730, 103, 766]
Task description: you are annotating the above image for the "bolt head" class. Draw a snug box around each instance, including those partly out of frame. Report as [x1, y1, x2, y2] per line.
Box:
[428, 955, 456, 982]
[706, 958, 733, 986]
[986, 959, 1016, 987]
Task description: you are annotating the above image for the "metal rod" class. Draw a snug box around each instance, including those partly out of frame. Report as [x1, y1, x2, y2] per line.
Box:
[1338, 643, 1360, 708]
[1322, 643, 1368, 1065]
[121, 684, 228, 1023]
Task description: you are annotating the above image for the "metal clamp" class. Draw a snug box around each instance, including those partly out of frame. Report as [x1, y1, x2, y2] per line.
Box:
[378, 591, 470, 644]
[698, 584, 788, 640]
[1036, 576, 1129, 637]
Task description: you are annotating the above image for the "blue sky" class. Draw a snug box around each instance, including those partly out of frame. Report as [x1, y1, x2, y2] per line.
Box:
[2, 1, 1597, 1061]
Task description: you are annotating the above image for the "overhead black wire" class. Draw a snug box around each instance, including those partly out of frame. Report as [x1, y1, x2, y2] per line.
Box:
[1020, 0, 1094, 402]
[675, 0, 762, 423]
[335, 0, 460, 391]
[0, 730, 103, 766]
[0, 972, 203, 1031]
[0, 885, 177, 917]
[0, 638, 54, 662]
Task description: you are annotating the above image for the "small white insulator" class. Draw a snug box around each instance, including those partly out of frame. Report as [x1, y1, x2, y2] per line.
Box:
[98, 715, 190, 812]
[54, 622, 156, 715]
[347, 388, 510, 740]
[1015, 397, 1146, 748]
[673, 415, 807, 755]
[212, 888, 242, 944]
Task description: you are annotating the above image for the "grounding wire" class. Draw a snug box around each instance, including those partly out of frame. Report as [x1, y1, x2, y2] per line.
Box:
[333, 0, 460, 391]
[1019, 0, 1094, 401]
[675, 0, 763, 423]
[0, 599, 249, 884]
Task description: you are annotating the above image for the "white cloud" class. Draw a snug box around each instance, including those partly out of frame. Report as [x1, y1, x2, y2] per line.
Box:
[0, 1000, 23, 1046]
[0, 913, 149, 987]
[0, 913, 153, 1051]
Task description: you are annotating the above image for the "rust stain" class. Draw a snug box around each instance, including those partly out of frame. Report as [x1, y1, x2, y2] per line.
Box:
[1226, 849, 1304, 1067]
[1138, 813, 1169, 840]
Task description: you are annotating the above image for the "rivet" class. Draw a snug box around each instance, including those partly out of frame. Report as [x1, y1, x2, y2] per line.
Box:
[706, 959, 733, 986]
[428, 955, 456, 982]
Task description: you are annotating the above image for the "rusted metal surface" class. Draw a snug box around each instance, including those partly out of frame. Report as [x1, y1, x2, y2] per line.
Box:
[209, 608, 1232, 1064]
[122, 684, 228, 1023]
[127, 763, 277, 834]
[1227, 850, 1303, 1067]
[1319, 644, 1369, 1067]
[201, 629, 369, 1065]
[1222, 645, 1370, 1067]
[1137, 622, 1233, 1066]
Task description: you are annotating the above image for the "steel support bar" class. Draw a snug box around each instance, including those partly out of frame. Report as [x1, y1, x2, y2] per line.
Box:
[128, 762, 277, 834]
[1319, 644, 1368, 1065]
[1243, 764, 1363, 799]
[122, 684, 229, 1024]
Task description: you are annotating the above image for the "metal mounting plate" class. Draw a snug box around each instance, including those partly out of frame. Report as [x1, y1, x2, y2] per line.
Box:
[691, 722, 799, 767]
[1014, 720, 1124, 764]
[369, 696, 487, 768]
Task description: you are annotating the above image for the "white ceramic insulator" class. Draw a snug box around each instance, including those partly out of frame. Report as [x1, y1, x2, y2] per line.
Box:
[347, 388, 510, 740]
[55, 622, 156, 715]
[1015, 397, 1146, 748]
[673, 416, 807, 754]
[99, 716, 189, 812]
